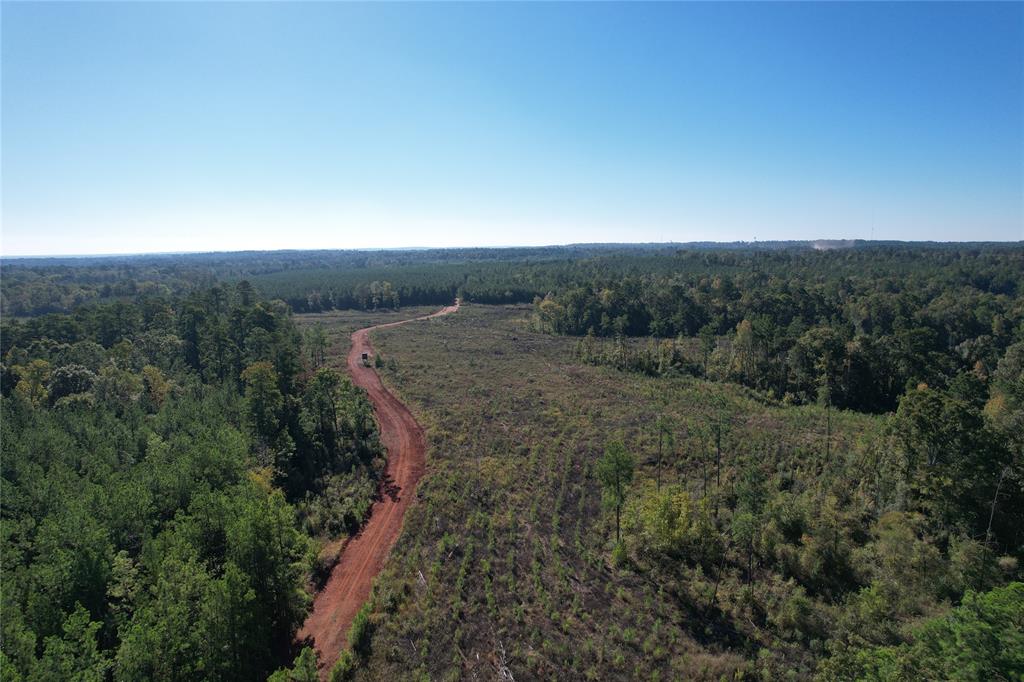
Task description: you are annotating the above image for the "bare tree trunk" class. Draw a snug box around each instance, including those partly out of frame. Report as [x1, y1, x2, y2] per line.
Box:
[706, 552, 727, 613]
[826, 400, 831, 460]
[702, 444, 708, 500]
[747, 545, 753, 585]
[986, 465, 1009, 545]
[657, 428, 663, 493]
[615, 504, 621, 545]
[715, 424, 722, 517]
[716, 426, 722, 489]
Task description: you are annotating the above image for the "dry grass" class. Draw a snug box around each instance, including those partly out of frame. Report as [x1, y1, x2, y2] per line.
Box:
[299, 304, 880, 680]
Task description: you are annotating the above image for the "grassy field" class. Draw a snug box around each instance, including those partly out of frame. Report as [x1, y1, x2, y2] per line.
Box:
[308, 303, 881, 681]
[295, 306, 442, 364]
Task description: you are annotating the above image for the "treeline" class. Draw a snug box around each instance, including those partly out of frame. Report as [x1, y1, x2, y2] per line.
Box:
[248, 262, 551, 312]
[2, 245, 618, 316]
[575, 334, 702, 377]
[0, 282, 383, 680]
[536, 245, 1024, 413]
[0, 263, 218, 317]
[10, 242, 1017, 318]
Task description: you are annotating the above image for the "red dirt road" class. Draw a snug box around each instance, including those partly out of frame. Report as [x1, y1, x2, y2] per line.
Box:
[297, 302, 459, 674]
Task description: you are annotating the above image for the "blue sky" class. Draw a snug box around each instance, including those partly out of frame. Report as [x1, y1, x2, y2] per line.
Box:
[2, 2, 1022, 256]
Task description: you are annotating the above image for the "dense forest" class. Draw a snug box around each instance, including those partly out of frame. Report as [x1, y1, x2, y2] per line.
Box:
[1, 282, 386, 680]
[2, 246, 600, 316]
[535, 246, 1024, 413]
[2, 243, 1022, 680]
[6, 242, 1018, 317]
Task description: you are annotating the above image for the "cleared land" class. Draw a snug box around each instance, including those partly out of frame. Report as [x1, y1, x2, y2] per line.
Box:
[295, 306, 442, 363]
[326, 303, 877, 680]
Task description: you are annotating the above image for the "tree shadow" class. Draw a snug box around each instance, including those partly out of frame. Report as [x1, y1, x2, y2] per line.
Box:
[379, 473, 402, 502]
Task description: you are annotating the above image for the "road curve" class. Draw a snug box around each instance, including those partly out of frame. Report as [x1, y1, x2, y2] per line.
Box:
[297, 302, 459, 674]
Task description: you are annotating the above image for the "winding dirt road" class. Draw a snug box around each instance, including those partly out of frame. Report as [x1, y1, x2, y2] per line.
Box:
[297, 302, 459, 674]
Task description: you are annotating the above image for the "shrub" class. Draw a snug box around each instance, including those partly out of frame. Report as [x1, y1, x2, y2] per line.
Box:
[329, 650, 356, 682]
[348, 603, 373, 657]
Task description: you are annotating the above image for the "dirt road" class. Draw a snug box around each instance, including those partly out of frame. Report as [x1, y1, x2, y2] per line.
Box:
[297, 302, 459, 674]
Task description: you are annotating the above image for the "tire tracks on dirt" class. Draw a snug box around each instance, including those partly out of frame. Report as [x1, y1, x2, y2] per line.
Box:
[297, 302, 459, 675]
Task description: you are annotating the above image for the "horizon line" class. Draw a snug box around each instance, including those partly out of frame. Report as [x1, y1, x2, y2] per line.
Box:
[3, 238, 1024, 261]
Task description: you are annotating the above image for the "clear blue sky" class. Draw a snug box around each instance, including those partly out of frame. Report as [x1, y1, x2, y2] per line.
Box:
[2, 2, 1022, 256]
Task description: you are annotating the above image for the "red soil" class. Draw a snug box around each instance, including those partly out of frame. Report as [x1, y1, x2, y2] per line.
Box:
[297, 302, 459, 675]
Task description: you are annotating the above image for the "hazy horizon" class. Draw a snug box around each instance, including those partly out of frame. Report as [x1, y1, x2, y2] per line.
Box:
[3, 2, 1022, 256]
[4, 238, 1023, 262]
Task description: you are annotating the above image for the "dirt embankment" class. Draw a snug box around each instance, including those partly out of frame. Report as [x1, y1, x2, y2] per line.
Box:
[297, 302, 459, 675]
